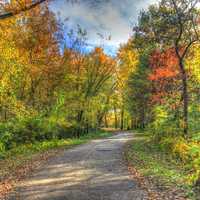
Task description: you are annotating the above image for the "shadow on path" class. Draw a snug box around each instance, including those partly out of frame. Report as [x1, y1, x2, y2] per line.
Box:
[8, 133, 147, 200]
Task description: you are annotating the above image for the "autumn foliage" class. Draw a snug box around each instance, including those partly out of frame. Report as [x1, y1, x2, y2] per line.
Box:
[0, 2, 118, 153]
[0, 0, 200, 194]
[149, 48, 180, 104]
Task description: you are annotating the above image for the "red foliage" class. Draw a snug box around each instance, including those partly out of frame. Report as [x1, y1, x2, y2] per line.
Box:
[149, 48, 179, 81]
[149, 48, 180, 105]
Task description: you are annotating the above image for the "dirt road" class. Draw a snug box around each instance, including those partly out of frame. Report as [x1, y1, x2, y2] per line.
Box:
[8, 132, 147, 200]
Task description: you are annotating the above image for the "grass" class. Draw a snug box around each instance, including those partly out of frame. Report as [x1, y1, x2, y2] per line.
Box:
[0, 130, 114, 182]
[4, 130, 112, 158]
[126, 132, 197, 199]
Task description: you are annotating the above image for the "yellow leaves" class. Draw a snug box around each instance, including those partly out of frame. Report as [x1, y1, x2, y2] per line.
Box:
[172, 137, 190, 161]
[186, 44, 200, 82]
[0, 32, 17, 57]
[117, 40, 139, 86]
[164, 136, 200, 184]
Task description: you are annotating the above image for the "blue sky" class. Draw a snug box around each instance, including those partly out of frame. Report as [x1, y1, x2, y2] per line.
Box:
[50, 0, 157, 55]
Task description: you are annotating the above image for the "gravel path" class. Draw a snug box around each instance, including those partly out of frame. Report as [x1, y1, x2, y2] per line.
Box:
[8, 132, 147, 200]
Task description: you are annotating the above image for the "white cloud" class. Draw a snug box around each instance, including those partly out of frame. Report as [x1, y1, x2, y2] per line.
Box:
[50, 0, 157, 54]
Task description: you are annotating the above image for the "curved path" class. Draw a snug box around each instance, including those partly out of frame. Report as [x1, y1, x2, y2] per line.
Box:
[8, 132, 147, 200]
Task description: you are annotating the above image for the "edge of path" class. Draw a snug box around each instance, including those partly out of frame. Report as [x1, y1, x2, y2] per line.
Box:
[123, 133, 197, 200]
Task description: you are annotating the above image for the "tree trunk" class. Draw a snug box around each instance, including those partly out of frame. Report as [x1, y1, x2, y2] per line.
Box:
[120, 108, 124, 130]
[77, 110, 84, 138]
[140, 106, 145, 129]
[131, 118, 134, 130]
[104, 114, 108, 128]
[4, 109, 7, 121]
[113, 106, 118, 129]
[179, 60, 188, 136]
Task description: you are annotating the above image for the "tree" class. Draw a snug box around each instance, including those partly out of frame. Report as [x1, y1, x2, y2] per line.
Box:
[62, 42, 116, 136]
[12, 4, 63, 110]
[80, 47, 116, 134]
[134, 0, 200, 135]
[149, 48, 180, 105]
[126, 49, 152, 129]
[117, 40, 139, 130]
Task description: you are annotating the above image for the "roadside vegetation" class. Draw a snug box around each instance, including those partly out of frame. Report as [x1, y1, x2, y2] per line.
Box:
[119, 1, 200, 198]
[125, 132, 200, 199]
[0, 0, 200, 199]
[0, 2, 118, 157]
[0, 130, 113, 197]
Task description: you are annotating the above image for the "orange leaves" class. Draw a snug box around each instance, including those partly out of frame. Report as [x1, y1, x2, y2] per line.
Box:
[149, 48, 179, 81]
[93, 47, 112, 65]
[149, 48, 181, 105]
[91, 47, 116, 76]
[93, 47, 103, 54]
[149, 68, 178, 80]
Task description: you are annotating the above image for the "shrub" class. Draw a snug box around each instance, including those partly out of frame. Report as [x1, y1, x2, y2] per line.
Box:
[157, 135, 200, 185]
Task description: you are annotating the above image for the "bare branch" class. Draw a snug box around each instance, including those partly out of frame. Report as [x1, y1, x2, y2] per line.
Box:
[182, 39, 197, 58]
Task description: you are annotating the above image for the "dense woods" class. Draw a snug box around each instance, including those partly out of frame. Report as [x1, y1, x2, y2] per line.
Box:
[0, 0, 200, 197]
[121, 0, 200, 187]
[0, 1, 118, 150]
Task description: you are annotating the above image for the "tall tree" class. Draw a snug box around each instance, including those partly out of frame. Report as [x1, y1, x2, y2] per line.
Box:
[117, 40, 139, 129]
[134, 0, 200, 135]
[126, 49, 152, 128]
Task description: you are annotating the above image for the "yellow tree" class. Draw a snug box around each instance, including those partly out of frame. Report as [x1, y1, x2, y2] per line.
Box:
[117, 39, 139, 129]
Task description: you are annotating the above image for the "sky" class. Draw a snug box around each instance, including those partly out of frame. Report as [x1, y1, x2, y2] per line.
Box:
[50, 0, 157, 55]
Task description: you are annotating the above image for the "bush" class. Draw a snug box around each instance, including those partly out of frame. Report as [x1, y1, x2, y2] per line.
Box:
[0, 113, 77, 153]
[156, 135, 200, 185]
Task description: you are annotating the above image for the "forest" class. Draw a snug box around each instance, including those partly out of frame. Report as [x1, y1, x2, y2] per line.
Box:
[0, 0, 200, 199]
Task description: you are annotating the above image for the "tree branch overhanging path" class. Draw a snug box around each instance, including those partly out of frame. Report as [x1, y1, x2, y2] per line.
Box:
[0, 0, 47, 19]
[0, 0, 80, 20]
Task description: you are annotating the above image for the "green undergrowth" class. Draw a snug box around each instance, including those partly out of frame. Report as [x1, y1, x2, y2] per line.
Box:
[126, 132, 199, 200]
[0, 130, 113, 181]
[4, 130, 112, 158]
